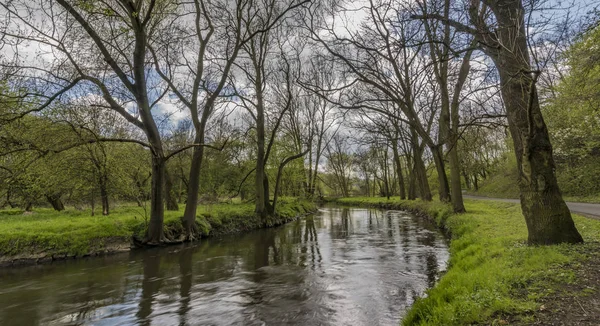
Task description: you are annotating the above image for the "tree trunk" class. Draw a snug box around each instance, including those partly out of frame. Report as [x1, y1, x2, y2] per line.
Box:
[46, 194, 65, 211]
[145, 156, 166, 244]
[165, 169, 179, 211]
[411, 129, 432, 201]
[91, 189, 95, 217]
[448, 144, 465, 212]
[446, 45, 473, 213]
[383, 149, 390, 199]
[431, 145, 451, 203]
[99, 183, 110, 216]
[413, 152, 432, 201]
[391, 140, 406, 200]
[181, 134, 204, 239]
[309, 131, 323, 197]
[497, 69, 582, 244]
[484, 0, 582, 245]
[462, 168, 471, 190]
[273, 150, 308, 210]
[255, 100, 273, 219]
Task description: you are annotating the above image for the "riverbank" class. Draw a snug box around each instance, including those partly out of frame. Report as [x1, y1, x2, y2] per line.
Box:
[0, 198, 316, 267]
[329, 197, 600, 325]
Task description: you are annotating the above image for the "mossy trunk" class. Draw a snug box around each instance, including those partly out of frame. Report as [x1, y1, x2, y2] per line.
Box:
[145, 156, 166, 244]
[485, 0, 582, 245]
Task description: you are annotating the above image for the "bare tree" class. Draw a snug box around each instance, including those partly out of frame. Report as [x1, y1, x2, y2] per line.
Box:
[324, 134, 353, 197]
[150, 0, 308, 238]
[303, 0, 452, 202]
[418, 0, 478, 212]
[233, 11, 309, 218]
[0, 0, 184, 243]
[416, 0, 583, 244]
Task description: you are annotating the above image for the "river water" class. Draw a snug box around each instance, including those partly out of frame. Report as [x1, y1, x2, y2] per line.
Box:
[0, 207, 448, 326]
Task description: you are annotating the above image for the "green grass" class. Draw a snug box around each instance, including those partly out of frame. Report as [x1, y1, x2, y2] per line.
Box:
[329, 196, 600, 325]
[0, 198, 316, 259]
[467, 156, 600, 203]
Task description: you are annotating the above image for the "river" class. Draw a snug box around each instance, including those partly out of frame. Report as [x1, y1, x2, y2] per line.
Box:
[0, 207, 449, 326]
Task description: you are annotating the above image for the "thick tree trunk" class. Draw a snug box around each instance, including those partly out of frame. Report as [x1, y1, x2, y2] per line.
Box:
[498, 73, 582, 244]
[145, 156, 166, 244]
[483, 0, 582, 245]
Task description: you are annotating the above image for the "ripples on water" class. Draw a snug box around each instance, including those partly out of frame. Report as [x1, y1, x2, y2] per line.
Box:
[0, 207, 448, 326]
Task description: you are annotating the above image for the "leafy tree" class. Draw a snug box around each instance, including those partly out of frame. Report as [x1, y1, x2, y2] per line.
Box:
[545, 23, 600, 196]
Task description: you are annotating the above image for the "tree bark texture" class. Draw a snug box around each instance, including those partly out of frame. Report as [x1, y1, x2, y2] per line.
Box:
[482, 0, 582, 244]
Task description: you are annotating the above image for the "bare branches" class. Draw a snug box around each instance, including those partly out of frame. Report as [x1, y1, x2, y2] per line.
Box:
[164, 138, 229, 161]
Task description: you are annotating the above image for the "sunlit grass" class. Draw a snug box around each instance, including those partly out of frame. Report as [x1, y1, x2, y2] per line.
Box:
[331, 197, 600, 325]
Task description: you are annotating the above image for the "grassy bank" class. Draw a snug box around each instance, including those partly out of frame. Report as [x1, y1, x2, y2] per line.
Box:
[330, 197, 600, 325]
[465, 158, 600, 203]
[0, 198, 316, 265]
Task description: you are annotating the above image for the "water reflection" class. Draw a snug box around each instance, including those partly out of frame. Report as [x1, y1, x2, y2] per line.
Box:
[0, 207, 448, 326]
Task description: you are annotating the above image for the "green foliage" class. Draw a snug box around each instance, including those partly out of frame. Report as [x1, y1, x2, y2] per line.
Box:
[542, 24, 600, 197]
[473, 25, 600, 201]
[329, 197, 600, 325]
[471, 153, 520, 199]
[0, 199, 316, 259]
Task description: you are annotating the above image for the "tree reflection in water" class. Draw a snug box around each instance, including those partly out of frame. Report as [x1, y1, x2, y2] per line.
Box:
[0, 207, 448, 326]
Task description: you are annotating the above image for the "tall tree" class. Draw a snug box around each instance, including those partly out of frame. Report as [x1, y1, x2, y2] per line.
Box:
[0, 0, 177, 243]
[417, 0, 583, 244]
[304, 0, 449, 202]
[419, 0, 476, 212]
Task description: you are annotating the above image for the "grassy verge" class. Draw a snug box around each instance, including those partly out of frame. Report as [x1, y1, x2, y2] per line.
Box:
[329, 196, 600, 325]
[0, 198, 316, 264]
